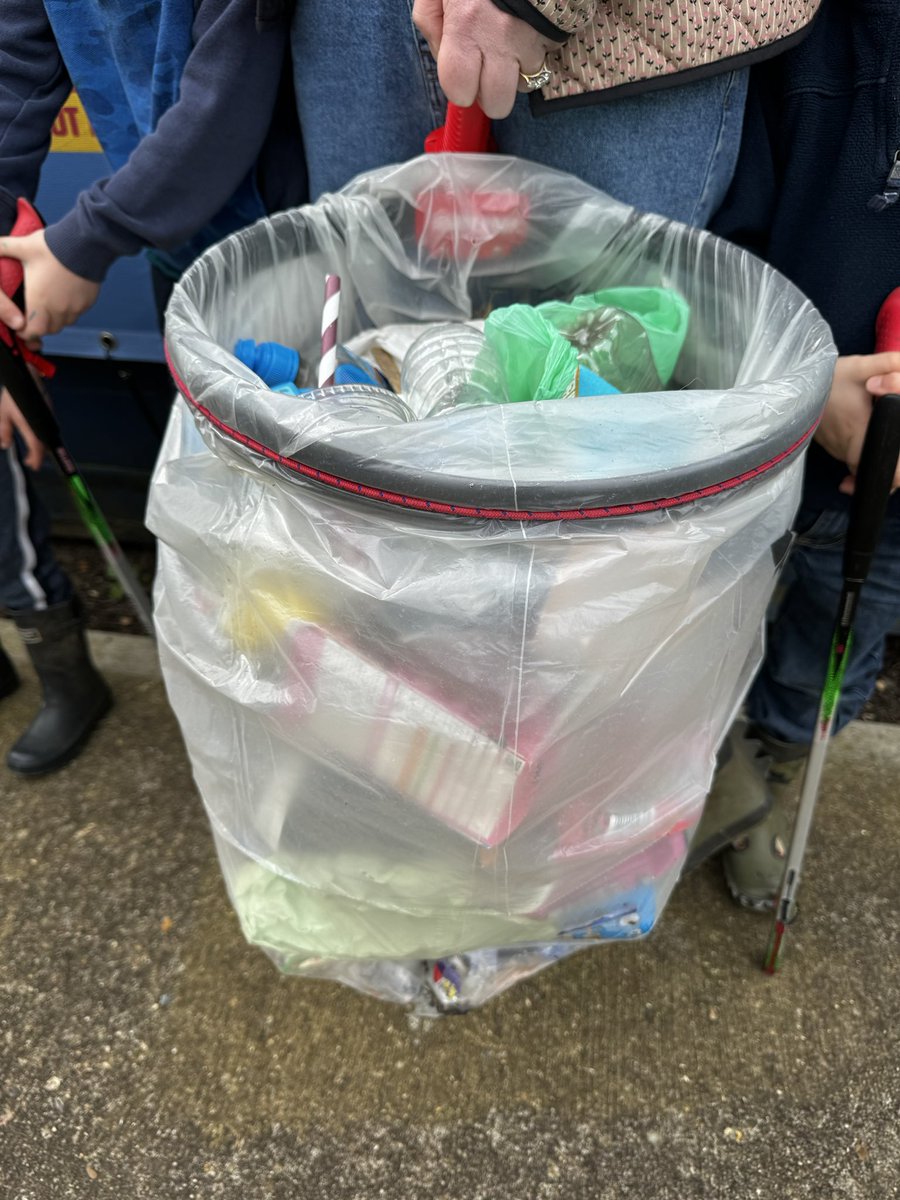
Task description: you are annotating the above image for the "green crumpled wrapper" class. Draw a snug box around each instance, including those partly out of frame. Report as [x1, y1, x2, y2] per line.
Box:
[483, 305, 580, 405]
[484, 285, 690, 402]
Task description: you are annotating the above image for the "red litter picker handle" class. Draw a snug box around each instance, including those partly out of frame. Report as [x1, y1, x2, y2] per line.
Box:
[0, 198, 56, 381]
[0, 197, 44, 304]
[425, 102, 493, 153]
[875, 286, 900, 353]
[0, 198, 73, 456]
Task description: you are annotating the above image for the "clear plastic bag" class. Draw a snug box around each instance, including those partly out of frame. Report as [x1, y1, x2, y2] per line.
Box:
[151, 154, 835, 1012]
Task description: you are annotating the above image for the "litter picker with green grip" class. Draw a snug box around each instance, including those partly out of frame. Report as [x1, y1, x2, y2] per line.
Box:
[0, 198, 155, 637]
[763, 289, 900, 974]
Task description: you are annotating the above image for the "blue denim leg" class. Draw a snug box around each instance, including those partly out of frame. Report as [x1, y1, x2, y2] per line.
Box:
[746, 506, 900, 746]
[495, 70, 749, 226]
[292, 2, 748, 225]
[0, 445, 72, 612]
[292, 0, 444, 199]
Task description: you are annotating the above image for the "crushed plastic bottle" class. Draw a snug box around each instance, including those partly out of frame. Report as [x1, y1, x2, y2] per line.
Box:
[400, 323, 507, 420]
[540, 286, 691, 389]
[556, 305, 662, 393]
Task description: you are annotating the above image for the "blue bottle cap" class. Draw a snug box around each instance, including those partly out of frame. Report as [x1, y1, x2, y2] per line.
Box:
[233, 339, 257, 367]
[233, 338, 301, 387]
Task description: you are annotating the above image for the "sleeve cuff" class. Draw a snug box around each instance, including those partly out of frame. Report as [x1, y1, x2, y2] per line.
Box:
[43, 209, 125, 284]
[489, 0, 570, 43]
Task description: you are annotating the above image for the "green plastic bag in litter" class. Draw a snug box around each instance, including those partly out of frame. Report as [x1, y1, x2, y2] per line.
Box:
[483, 305, 579, 405]
[232, 855, 556, 964]
[539, 286, 690, 389]
[484, 286, 690, 403]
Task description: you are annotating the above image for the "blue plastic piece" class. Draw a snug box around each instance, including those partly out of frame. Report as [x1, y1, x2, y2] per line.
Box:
[334, 361, 381, 387]
[271, 381, 304, 396]
[577, 366, 620, 396]
[559, 885, 656, 940]
[234, 339, 301, 387]
[337, 345, 394, 390]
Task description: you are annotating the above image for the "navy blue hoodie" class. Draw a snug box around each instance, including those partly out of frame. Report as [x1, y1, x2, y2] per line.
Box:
[711, 0, 900, 512]
[0, 0, 304, 281]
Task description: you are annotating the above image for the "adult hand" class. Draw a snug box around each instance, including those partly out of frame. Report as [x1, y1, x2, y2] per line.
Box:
[816, 352, 900, 496]
[413, 0, 556, 119]
[0, 386, 44, 471]
[0, 229, 100, 344]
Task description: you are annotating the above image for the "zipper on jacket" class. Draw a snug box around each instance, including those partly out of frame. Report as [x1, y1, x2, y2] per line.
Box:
[868, 150, 900, 211]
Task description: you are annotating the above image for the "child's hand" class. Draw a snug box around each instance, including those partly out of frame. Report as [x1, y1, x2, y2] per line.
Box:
[815, 353, 900, 495]
[0, 386, 44, 470]
[0, 230, 100, 343]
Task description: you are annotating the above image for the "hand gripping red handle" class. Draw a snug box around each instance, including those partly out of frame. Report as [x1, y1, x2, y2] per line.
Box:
[0, 198, 55, 378]
[0, 197, 44, 305]
[842, 290, 900, 584]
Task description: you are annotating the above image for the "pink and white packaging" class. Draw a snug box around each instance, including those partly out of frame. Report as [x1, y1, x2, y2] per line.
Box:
[287, 620, 535, 846]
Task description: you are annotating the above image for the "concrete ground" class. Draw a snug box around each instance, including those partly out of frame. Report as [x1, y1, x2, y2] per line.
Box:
[1, 621, 898, 1200]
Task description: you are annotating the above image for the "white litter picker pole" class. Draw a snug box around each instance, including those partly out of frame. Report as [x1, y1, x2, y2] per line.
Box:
[764, 385, 900, 974]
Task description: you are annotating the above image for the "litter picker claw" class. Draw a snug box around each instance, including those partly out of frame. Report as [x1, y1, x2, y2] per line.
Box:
[0, 198, 155, 637]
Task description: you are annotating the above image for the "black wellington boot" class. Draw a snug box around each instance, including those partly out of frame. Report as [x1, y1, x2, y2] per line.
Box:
[0, 644, 20, 700]
[7, 600, 112, 775]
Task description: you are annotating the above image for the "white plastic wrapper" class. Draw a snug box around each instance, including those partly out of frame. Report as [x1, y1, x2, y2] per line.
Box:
[150, 155, 835, 1012]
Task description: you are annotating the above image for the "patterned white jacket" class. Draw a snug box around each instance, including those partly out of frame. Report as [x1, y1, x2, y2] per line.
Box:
[492, 0, 823, 110]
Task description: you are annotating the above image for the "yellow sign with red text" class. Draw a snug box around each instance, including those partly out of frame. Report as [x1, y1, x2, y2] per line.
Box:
[50, 91, 102, 153]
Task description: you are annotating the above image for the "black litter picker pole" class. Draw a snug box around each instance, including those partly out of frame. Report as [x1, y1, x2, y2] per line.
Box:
[763, 291, 900, 974]
[0, 198, 155, 638]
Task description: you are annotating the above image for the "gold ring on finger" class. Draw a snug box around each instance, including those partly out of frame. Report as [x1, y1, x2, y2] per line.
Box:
[519, 59, 552, 91]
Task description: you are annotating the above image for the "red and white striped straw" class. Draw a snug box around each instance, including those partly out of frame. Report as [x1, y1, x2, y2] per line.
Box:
[318, 273, 341, 388]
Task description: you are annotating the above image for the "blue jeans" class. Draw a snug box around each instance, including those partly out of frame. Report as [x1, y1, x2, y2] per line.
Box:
[291, 1, 748, 226]
[747, 505, 900, 747]
[0, 445, 71, 612]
